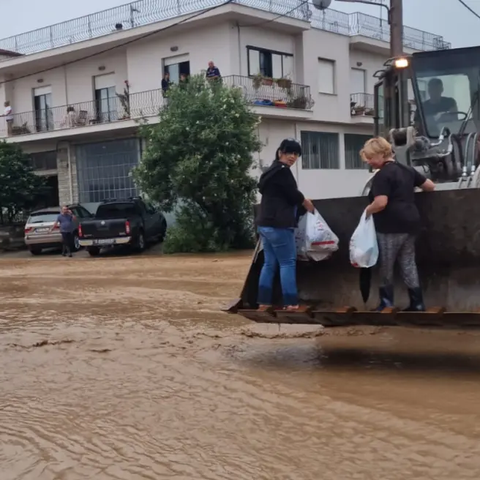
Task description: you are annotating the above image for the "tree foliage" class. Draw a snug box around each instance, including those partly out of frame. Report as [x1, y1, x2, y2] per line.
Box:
[0, 142, 46, 224]
[134, 74, 262, 252]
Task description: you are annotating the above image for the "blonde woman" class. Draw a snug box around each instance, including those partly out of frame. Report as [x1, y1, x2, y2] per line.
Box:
[360, 137, 435, 311]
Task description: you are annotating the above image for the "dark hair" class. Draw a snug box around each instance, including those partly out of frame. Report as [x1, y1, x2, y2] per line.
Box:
[428, 78, 443, 88]
[276, 138, 302, 160]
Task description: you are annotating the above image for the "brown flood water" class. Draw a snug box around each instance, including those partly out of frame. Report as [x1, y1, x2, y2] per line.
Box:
[1, 249, 480, 479]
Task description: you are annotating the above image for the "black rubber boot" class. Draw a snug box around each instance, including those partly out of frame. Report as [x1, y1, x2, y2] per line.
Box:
[403, 287, 425, 312]
[374, 285, 395, 311]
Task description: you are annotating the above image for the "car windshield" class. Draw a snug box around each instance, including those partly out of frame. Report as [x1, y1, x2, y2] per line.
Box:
[412, 49, 480, 138]
[27, 213, 59, 224]
[96, 204, 138, 219]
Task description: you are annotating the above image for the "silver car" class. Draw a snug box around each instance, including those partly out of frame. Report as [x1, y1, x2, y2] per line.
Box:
[24, 204, 93, 255]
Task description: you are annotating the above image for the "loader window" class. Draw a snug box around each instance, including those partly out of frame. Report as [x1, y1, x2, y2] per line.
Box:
[411, 51, 480, 138]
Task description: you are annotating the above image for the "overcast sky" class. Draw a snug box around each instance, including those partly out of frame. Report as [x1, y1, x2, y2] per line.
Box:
[0, 0, 478, 48]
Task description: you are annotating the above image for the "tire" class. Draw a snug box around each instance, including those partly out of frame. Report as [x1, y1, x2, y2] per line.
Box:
[29, 248, 42, 255]
[135, 231, 146, 253]
[72, 232, 81, 252]
[87, 247, 100, 257]
[159, 219, 167, 242]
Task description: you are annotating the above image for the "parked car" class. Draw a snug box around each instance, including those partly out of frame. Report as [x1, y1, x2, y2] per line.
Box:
[78, 197, 167, 256]
[24, 204, 93, 255]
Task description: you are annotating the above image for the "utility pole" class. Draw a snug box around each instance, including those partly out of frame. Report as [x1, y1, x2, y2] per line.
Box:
[389, 0, 403, 57]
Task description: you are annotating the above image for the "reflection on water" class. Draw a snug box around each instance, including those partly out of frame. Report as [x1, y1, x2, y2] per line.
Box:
[1, 252, 480, 479]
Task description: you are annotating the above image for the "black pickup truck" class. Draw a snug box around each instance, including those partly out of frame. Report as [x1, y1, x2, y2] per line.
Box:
[78, 197, 167, 256]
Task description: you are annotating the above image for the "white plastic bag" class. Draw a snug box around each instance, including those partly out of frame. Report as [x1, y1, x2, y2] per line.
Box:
[349, 210, 379, 268]
[296, 210, 339, 262]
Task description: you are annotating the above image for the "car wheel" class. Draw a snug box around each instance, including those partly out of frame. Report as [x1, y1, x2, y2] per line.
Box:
[136, 232, 146, 252]
[87, 247, 100, 257]
[159, 220, 167, 242]
[29, 248, 42, 255]
[73, 233, 81, 251]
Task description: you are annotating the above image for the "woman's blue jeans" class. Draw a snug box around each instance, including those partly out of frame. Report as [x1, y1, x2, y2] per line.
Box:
[257, 226, 298, 306]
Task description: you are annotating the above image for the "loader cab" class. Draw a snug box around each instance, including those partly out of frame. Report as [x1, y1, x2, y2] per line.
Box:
[375, 47, 480, 140]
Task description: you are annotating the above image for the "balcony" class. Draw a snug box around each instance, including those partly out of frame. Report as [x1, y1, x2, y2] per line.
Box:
[224, 75, 313, 119]
[350, 93, 374, 124]
[0, 89, 164, 140]
[0, 0, 449, 60]
[0, 77, 313, 140]
[311, 9, 451, 52]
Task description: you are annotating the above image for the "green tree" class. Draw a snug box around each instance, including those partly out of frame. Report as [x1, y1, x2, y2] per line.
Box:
[134, 74, 262, 253]
[0, 142, 46, 224]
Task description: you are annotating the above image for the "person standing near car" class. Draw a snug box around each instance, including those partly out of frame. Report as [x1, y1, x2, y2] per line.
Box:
[51, 206, 76, 257]
[256, 138, 314, 313]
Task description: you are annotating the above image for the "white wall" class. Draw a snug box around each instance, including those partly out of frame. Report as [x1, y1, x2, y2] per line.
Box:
[349, 49, 386, 95]
[256, 118, 373, 199]
[302, 29, 352, 124]
[126, 23, 234, 93]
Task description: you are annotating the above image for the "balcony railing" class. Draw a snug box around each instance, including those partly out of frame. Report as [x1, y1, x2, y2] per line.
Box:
[0, 88, 164, 138]
[350, 93, 374, 117]
[311, 9, 451, 51]
[223, 75, 313, 110]
[0, 77, 313, 138]
[0, 0, 449, 59]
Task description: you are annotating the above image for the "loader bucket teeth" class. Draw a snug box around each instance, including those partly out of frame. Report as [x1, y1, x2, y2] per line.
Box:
[225, 190, 480, 329]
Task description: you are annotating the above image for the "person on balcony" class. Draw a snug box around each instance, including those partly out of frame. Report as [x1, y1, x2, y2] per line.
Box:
[206, 61, 221, 81]
[161, 71, 171, 97]
[2, 101, 13, 136]
[63, 106, 77, 128]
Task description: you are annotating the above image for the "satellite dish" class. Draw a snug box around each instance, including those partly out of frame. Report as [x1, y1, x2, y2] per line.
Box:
[312, 0, 332, 10]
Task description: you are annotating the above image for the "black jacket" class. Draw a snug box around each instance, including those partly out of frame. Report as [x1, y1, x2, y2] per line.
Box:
[256, 160, 305, 229]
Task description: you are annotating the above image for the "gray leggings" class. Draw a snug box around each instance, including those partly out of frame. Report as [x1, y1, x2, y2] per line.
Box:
[377, 232, 420, 289]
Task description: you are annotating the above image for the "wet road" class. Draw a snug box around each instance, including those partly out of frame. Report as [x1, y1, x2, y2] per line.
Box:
[1, 249, 480, 479]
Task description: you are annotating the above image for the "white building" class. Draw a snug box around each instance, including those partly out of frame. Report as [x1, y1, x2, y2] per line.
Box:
[0, 0, 450, 208]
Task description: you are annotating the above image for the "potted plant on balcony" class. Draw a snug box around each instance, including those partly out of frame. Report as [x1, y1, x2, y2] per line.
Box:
[286, 95, 311, 110]
[276, 77, 292, 90]
[252, 73, 264, 91]
[116, 80, 131, 120]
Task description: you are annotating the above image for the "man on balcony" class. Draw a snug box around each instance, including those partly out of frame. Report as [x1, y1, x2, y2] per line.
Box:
[206, 61, 221, 81]
[2, 101, 13, 136]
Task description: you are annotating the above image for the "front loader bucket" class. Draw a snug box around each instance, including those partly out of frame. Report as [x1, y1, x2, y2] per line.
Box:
[226, 189, 480, 329]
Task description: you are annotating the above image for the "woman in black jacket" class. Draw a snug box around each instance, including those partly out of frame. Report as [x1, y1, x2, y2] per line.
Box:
[256, 138, 314, 312]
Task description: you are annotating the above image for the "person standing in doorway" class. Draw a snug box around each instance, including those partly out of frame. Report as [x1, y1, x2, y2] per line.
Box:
[51, 206, 76, 257]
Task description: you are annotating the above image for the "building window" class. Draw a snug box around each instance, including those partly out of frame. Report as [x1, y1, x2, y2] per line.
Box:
[94, 74, 118, 123]
[247, 47, 294, 79]
[344, 134, 371, 170]
[318, 58, 335, 94]
[301, 131, 339, 169]
[30, 151, 57, 171]
[76, 138, 141, 203]
[33, 86, 53, 132]
[164, 54, 190, 84]
[350, 68, 366, 94]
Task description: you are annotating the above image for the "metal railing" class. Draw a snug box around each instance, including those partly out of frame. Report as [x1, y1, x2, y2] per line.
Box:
[0, 88, 164, 138]
[223, 75, 313, 110]
[0, 0, 449, 59]
[350, 93, 374, 116]
[348, 12, 451, 51]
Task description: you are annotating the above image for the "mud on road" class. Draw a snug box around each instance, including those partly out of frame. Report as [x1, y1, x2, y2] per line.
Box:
[1, 250, 480, 479]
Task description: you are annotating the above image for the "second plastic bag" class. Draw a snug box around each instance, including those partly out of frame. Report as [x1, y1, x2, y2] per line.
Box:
[296, 209, 339, 262]
[349, 210, 379, 268]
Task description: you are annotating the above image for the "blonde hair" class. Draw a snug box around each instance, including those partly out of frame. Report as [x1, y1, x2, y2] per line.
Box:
[360, 137, 393, 162]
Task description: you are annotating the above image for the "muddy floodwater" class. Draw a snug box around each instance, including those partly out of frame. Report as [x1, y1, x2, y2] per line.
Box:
[2, 249, 480, 479]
